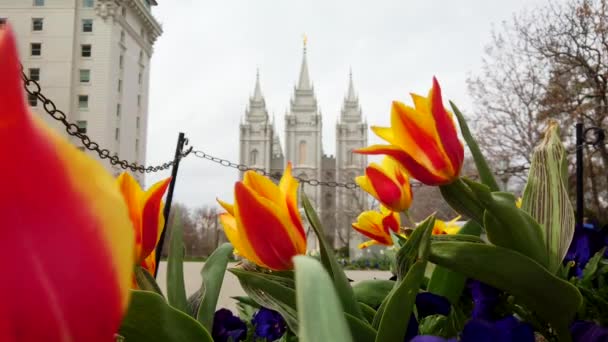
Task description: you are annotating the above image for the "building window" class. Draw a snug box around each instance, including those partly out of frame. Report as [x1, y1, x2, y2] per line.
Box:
[29, 68, 40, 81]
[76, 120, 87, 134]
[116, 103, 121, 117]
[115, 127, 120, 141]
[32, 18, 43, 31]
[34, 0, 44, 6]
[83, 0, 94, 8]
[119, 55, 124, 68]
[135, 138, 139, 152]
[0, 18, 7, 27]
[348, 150, 354, 165]
[137, 95, 141, 107]
[138, 72, 142, 84]
[121, 7, 127, 16]
[138, 50, 143, 62]
[30, 43, 42, 56]
[82, 19, 93, 32]
[79, 69, 90, 83]
[136, 116, 140, 128]
[120, 30, 125, 43]
[298, 141, 307, 165]
[117, 79, 122, 92]
[250, 149, 258, 165]
[81, 44, 92, 57]
[28, 94, 38, 107]
[78, 95, 88, 109]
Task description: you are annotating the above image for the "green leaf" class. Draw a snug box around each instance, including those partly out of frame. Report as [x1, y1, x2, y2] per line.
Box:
[439, 179, 485, 225]
[464, 179, 548, 268]
[352, 280, 395, 309]
[581, 247, 607, 286]
[119, 290, 212, 342]
[418, 314, 449, 337]
[302, 193, 363, 320]
[196, 243, 234, 331]
[229, 267, 298, 331]
[395, 215, 435, 280]
[375, 261, 427, 342]
[358, 302, 377, 324]
[294, 256, 353, 342]
[345, 313, 377, 342]
[429, 241, 582, 341]
[166, 208, 188, 312]
[427, 221, 483, 304]
[449, 101, 500, 191]
[134, 266, 165, 298]
[375, 220, 433, 342]
[522, 122, 576, 273]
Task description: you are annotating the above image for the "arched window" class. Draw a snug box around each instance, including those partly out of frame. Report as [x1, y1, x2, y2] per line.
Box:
[347, 149, 354, 165]
[250, 149, 258, 165]
[298, 141, 307, 165]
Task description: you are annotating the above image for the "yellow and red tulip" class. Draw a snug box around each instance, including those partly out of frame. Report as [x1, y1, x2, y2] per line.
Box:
[352, 206, 402, 249]
[431, 216, 462, 235]
[0, 26, 133, 341]
[355, 156, 413, 212]
[356, 78, 464, 185]
[217, 162, 306, 270]
[116, 172, 171, 276]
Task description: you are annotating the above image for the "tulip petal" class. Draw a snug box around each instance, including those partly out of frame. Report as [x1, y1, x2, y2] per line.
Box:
[352, 211, 393, 245]
[391, 101, 453, 176]
[141, 177, 171, 259]
[117, 173, 145, 247]
[358, 240, 381, 249]
[217, 198, 235, 216]
[235, 182, 304, 270]
[430, 77, 464, 172]
[366, 164, 403, 210]
[244, 170, 284, 207]
[279, 162, 306, 244]
[382, 211, 401, 234]
[0, 26, 133, 341]
[356, 145, 450, 185]
[355, 175, 379, 199]
[218, 213, 267, 267]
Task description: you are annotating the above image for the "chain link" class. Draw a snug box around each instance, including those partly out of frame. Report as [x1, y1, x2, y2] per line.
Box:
[21, 66, 184, 173]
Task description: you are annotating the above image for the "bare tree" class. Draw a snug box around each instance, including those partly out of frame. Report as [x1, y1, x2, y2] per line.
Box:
[192, 206, 223, 256]
[469, 0, 608, 221]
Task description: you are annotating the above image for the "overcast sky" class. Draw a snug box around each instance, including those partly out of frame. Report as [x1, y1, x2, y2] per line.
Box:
[144, 0, 548, 208]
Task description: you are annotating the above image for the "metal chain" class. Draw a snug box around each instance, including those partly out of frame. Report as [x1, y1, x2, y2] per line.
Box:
[20, 66, 185, 173]
[192, 150, 362, 189]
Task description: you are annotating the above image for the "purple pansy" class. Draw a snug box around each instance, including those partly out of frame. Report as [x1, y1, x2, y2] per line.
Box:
[570, 320, 608, 342]
[212, 309, 247, 342]
[251, 307, 287, 341]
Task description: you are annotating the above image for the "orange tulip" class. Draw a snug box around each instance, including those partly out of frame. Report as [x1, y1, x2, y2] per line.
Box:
[355, 156, 413, 212]
[356, 78, 464, 185]
[0, 26, 133, 341]
[116, 172, 171, 276]
[217, 162, 306, 270]
[352, 206, 402, 249]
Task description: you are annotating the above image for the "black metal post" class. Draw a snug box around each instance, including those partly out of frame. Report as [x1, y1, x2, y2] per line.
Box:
[154, 132, 187, 278]
[575, 123, 584, 227]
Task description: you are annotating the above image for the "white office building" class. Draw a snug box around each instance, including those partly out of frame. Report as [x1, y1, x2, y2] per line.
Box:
[0, 0, 162, 183]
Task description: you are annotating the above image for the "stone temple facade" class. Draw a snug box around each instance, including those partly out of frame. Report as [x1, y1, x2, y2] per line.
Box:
[238, 43, 369, 253]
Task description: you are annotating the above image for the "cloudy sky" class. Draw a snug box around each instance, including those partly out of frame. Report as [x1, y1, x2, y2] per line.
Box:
[145, 0, 547, 208]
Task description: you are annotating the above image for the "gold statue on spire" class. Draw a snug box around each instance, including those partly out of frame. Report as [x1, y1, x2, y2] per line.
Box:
[303, 34, 308, 48]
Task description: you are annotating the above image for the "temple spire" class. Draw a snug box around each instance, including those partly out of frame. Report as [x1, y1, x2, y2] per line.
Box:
[297, 36, 311, 90]
[346, 67, 356, 101]
[253, 68, 263, 101]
